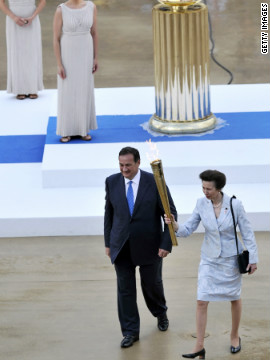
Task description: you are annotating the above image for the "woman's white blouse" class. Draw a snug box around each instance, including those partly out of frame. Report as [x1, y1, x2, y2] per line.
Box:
[175, 193, 258, 264]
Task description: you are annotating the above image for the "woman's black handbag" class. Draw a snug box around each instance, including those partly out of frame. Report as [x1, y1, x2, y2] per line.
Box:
[230, 196, 250, 274]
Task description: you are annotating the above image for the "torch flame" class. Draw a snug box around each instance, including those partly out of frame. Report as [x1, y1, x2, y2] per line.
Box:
[146, 139, 160, 163]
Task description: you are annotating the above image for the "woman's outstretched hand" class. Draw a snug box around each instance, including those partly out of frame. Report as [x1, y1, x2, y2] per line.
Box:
[164, 213, 179, 232]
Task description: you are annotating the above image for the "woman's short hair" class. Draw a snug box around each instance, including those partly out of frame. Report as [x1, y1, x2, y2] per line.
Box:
[199, 170, 226, 190]
[119, 147, 140, 163]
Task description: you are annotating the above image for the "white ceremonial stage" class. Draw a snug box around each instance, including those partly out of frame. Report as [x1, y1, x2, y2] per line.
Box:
[0, 84, 269, 237]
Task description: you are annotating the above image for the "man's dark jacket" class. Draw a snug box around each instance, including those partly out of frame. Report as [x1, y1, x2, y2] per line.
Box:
[104, 169, 177, 265]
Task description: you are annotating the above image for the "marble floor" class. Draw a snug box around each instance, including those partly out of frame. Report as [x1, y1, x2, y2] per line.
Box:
[0, 233, 269, 360]
[0, 0, 269, 89]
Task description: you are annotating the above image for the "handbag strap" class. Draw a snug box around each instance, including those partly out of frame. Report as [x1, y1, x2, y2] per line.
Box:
[230, 195, 240, 255]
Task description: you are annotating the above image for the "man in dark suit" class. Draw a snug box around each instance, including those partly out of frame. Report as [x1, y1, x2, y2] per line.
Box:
[104, 146, 177, 348]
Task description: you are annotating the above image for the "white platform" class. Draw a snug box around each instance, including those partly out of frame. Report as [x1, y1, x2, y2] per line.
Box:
[0, 84, 270, 237]
[42, 139, 270, 188]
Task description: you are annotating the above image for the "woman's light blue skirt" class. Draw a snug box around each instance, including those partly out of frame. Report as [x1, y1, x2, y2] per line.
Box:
[197, 255, 242, 301]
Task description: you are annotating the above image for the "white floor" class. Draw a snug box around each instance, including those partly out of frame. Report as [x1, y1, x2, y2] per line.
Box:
[0, 84, 269, 237]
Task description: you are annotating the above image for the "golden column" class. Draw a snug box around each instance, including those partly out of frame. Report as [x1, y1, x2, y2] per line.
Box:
[149, 0, 217, 134]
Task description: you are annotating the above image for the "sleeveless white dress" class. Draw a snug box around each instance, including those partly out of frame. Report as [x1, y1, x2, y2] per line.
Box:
[57, 1, 97, 137]
[6, 0, 44, 94]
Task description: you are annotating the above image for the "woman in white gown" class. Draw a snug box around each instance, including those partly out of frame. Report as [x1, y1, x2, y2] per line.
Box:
[165, 170, 258, 359]
[53, 0, 98, 143]
[0, 0, 45, 99]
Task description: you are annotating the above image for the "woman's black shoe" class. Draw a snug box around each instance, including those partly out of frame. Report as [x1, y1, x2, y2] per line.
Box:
[231, 337, 241, 354]
[182, 348, 206, 359]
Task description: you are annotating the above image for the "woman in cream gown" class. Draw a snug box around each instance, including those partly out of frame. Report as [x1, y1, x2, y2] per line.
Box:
[53, 0, 98, 143]
[0, 0, 45, 99]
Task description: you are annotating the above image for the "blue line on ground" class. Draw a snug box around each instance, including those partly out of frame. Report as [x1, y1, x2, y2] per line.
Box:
[0, 112, 269, 163]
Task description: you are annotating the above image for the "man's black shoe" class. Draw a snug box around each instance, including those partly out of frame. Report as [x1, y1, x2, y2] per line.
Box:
[120, 334, 139, 348]
[157, 313, 169, 331]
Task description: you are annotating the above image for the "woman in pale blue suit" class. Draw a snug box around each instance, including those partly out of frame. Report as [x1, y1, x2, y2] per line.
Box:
[165, 170, 258, 359]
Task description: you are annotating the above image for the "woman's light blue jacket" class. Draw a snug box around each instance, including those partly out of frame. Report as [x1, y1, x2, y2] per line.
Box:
[176, 193, 258, 264]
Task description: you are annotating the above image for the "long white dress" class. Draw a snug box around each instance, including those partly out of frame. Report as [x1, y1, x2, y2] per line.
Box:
[56, 1, 97, 137]
[6, 0, 44, 94]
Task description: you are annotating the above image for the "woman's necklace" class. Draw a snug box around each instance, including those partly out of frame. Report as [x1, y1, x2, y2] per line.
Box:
[212, 193, 223, 208]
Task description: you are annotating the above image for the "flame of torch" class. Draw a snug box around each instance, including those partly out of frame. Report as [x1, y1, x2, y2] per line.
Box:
[150, 159, 178, 246]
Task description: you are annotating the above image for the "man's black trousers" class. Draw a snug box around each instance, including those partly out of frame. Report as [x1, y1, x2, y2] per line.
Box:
[114, 241, 167, 336]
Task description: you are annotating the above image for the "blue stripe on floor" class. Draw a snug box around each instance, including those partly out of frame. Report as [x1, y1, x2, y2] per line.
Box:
[0, 112, 269, 163]
[0, 135, 46, 163]
[46, 112, 270, 144]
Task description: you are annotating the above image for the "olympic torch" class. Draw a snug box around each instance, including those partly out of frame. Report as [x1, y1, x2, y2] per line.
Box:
[150, 159, 178, 246]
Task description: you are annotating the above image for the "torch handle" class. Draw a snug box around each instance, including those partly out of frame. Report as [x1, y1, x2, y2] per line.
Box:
[167, 218, 178, 246]
[154, 178, 178, 246]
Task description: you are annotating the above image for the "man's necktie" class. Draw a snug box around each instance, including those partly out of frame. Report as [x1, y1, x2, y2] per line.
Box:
[127, 180, 134, 215]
